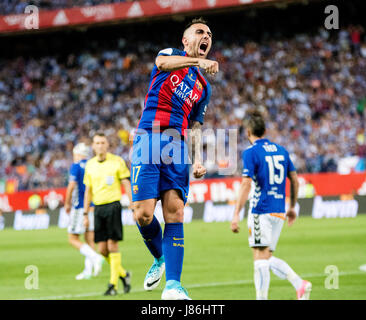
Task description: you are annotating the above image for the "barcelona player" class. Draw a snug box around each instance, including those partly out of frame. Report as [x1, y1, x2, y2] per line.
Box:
[231, 110, 312, 300]
[131, 18, 219, 300]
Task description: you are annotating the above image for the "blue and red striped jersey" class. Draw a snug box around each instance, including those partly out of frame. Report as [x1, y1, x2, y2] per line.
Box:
[137, 48, 212, 135]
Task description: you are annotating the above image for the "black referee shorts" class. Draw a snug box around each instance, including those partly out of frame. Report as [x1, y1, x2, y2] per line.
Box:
[94, 201, 123, 243]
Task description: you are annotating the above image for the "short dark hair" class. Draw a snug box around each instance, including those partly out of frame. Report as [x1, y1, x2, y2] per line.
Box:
[243, 110, 266, 137]
[92, 131, 106, 139]
[184, 17, 208, 34]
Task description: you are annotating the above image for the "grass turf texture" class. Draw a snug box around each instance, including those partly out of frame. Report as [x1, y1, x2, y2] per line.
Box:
[1, 215, 365, 300]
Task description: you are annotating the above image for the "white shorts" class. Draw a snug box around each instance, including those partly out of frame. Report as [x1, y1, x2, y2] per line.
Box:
[247, 212, 285, 252]
[68, 208, 94, 234]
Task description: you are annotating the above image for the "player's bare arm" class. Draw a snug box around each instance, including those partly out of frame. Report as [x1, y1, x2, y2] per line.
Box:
[155, 55, 218, 74]
[189, 120, 207, 179]
[286, 171, 299, 227]
[64, 181, 76, 214]
[231, 177, 252, 233]
[83, 185, 93, 228]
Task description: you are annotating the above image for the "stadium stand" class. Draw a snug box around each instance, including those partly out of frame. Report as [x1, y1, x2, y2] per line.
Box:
[0, 0, 138, 15]
[0, 0, 365, 191]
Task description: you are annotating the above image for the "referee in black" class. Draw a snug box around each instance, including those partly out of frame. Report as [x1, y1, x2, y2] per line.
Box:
[83, 132, 133, 296]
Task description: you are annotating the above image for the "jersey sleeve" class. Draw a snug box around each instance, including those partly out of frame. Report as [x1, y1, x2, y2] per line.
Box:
[189, 82, 211, 125]
[117, 157, 131, 180]
[83, 162, 92, 187]
[157, 48, 184, 57]
[69, 164, 79, 182]
[242, 148, 256, 179]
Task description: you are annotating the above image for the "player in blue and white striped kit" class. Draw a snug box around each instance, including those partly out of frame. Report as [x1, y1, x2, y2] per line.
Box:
[64, 143, 104, 280]
[231, 110, 312, 300]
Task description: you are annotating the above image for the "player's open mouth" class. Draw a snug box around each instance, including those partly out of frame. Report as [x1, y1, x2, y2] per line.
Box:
[199, 42, 208, 56]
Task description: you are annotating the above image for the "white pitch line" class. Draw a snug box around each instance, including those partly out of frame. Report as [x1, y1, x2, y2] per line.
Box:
[20, 270, 365, 300]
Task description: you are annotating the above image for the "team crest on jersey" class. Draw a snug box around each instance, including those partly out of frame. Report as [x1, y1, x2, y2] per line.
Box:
[133, 185, 139, 194]
[195, 80, 203, 91]
[188, 72, 195, 81]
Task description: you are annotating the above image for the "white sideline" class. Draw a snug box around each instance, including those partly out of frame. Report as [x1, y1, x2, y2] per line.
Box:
[20, 270, 364, 300]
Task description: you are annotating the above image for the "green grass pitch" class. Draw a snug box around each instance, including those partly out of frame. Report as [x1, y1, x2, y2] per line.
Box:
[1, 215, 366, 300]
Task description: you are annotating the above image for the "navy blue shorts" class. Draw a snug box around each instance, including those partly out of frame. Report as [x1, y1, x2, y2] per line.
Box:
[131, 131, 190, 204]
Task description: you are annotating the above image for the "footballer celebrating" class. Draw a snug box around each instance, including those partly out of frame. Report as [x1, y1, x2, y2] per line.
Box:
[131, 18, 218, 300]
[231, 110, 312, 300]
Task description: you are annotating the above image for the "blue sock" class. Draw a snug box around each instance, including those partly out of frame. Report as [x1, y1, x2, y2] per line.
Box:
[162, 223, 184, 283]
[136, 216, 163, 259]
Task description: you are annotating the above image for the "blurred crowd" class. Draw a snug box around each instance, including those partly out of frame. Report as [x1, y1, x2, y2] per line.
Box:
[0, 0, 137, 16]
[0, 25, 365, 190]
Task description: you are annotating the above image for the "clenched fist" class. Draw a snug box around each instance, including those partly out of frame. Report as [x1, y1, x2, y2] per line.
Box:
[192, 162, 207, 179]
[198, 58, 219, 75]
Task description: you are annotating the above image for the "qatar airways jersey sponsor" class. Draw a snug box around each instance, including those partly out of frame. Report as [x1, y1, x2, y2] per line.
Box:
[170, 73, 200, 107]
[137, 48, 211, 135]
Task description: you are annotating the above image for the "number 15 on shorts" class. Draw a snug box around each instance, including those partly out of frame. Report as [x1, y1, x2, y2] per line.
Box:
[132, 165, 141, 184]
